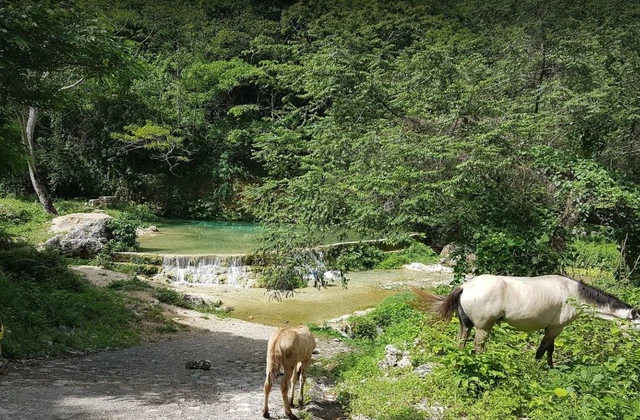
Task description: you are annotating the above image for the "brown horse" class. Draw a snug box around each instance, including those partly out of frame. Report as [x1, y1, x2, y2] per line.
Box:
[263, 325, 316, 420]
[412, 274, 640, 367]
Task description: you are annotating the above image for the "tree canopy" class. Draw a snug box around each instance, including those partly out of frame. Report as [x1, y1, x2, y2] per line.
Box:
[2, 0, 640, 279]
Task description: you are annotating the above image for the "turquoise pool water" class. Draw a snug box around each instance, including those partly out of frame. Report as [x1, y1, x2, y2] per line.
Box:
[138, 221, 261, 254]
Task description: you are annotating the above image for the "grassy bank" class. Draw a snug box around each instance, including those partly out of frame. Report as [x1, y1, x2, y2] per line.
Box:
[324, 283, 640, 420]
[0, 242, 146, 359]
[0, 197, 175, 359]
[0, 196, 158, 246]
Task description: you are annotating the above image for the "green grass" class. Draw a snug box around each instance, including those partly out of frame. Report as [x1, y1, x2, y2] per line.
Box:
[0, 197, 61, 243]
[329, 286, 640, 420]
[0, 242, 142, 358]
[107, 276, 154, 291]
[0, 196, 159, 247]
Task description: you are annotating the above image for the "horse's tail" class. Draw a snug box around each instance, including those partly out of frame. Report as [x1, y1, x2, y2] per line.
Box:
[411, 286, 463, 322]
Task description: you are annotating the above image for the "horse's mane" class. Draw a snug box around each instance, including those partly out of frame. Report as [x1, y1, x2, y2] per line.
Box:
[561, 274, 632, 310]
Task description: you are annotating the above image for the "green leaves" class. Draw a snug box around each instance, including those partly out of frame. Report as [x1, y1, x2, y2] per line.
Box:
[553, 387, 570, 398]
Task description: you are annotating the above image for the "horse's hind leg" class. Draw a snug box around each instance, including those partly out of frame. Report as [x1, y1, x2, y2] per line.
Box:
[289, 362, 300, 407]
[536, 327, 563, 368]
[296, 359, 312, 408]
[281, 365, 298, 420]
[263, 373, 272, 418]
[457, 306, 474, 348]
[473, 328, 491, 353]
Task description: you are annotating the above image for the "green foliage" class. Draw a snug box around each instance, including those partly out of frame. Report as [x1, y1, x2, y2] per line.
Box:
[0, 1, 134, 108]
[349, 317, 378, 340]
[256, 257, 307, 299]
[107, 276, 153, 291]
[152, 287, 225, 314]
[110, 263, 159, 276]
[325, 243, 385, 272]
[246, 0, 640, 282]
[153, 287, 187, 307]
[0, 242, 139, 359]
[473, 228, 562, 276]
[571, 237, 623, 273]
[0, 197, 55, 243]
[376, 242, 438, 269]
[105, 212, 140, 252]
[111, 121, 189, 170]
[331, 284, 640, 420]
[4, 0, 640, 281]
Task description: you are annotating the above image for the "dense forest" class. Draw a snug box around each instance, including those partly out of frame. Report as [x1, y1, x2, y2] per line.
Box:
[3, 2, 640, 419]
[2, 0, 640, 279]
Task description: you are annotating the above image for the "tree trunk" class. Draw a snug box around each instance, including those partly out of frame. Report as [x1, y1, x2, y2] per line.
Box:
[21, 106, 58, 215]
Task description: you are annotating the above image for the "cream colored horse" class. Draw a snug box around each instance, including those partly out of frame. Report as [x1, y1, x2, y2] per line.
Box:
[263, 325, 316, 420]
[413, 274, 640, 367]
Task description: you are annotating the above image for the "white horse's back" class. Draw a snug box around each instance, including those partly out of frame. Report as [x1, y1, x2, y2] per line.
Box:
[459, 274, 577, 331]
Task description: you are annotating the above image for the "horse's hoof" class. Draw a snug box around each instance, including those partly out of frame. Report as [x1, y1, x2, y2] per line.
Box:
[287, 413, 299, 420]
[262, 411, 270, 419]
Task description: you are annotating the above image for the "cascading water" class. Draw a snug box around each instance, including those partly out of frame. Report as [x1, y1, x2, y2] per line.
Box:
[160, 255, 252, 287]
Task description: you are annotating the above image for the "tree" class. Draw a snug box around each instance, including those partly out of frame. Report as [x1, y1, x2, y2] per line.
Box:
[0, 1, 133, 214]
[246, 0, 640, 282]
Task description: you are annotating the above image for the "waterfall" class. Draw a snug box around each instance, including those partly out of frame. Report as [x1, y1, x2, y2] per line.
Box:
[160, 255, 252, 287]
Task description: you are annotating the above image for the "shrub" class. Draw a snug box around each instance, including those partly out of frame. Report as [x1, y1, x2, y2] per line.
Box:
[376, 242, 438, 269]
[472, 229, 561, 276]
[108, 276, 153, 291]
[325, 243, 385, 272]
[255, 253, 307, 297]
[106, 212, 140, 251]
[350, 317, 378, 340]
[111, 263, 159, 276]
[571, 237, 622, 273]
[153, 287, 189, 307]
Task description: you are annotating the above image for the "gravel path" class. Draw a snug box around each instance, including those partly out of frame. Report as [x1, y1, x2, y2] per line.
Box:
[0, 309, 347, 420]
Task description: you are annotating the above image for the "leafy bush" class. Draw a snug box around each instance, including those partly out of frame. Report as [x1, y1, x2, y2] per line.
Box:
[473, 229, 561, 276]
[571, 237, 622, 273]
[376, 242, 438, 269]
[106, 212, 140, 251]
[256, 262, 307, 298]
[115, 202, 159, 223]
[349, 317, 378, 340]
[108, 276, 153, 291]
[324, 243, 385, 271]
[152, 287, 226, 314]
[153, 287, 189, 307]
[111, 263, 159, 276]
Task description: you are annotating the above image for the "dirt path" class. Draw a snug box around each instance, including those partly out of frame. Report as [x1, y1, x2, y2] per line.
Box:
[0, 265, 450, 420]
[0, 307, 346, 420]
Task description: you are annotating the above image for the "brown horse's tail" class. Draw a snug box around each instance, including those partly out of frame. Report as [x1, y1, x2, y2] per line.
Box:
[410, 286, 463, 321]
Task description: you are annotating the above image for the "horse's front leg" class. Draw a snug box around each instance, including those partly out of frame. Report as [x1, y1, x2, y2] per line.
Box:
[536, 326, 563, 367]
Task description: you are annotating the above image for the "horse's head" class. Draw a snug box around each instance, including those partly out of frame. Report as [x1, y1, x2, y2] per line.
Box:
[628, 308, 640, 329]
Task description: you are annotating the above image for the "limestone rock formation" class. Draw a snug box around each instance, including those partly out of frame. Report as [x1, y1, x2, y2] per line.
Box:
[45, 212, 113, 258]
